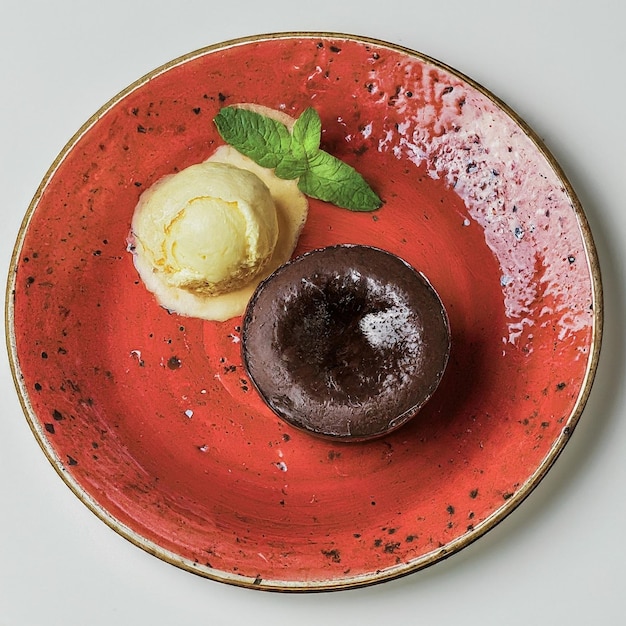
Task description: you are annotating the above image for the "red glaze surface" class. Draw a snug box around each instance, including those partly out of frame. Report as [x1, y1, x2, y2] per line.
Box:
[8, 34, 601, 590]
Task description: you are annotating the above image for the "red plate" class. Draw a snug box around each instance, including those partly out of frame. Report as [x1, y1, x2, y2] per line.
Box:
[6, 33, 602, 591]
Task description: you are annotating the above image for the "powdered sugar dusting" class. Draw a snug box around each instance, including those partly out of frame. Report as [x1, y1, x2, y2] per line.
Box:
[359, 278, 423, 355]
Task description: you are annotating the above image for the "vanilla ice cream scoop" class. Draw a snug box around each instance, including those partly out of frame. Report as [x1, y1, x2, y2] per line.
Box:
[132, 161, 279, 298]
[129, 108, 308, 322]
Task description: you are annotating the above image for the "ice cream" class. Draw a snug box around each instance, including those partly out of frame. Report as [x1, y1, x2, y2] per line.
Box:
[132, 161, 278, 294]
[129, 107, 308, 322]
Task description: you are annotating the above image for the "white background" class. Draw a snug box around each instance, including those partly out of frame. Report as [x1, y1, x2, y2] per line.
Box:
[1, 1, 625, 624]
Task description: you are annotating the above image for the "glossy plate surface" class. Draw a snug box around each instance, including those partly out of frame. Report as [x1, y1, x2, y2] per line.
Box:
[6, 33, 602, 591]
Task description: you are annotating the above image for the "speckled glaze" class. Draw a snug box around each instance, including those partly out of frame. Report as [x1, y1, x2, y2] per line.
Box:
[6, 33, 602, 591]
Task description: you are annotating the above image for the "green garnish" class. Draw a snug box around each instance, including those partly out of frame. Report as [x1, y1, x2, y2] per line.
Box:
[213, 106, 382, 212]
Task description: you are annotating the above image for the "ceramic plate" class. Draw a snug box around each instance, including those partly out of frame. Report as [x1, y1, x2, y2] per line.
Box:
[6, 33, 602, 591]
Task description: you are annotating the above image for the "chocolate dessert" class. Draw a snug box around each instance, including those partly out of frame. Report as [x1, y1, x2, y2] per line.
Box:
[241, 244, 450, 441]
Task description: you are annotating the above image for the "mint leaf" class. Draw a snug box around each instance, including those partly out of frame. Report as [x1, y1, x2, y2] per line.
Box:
[214, 106, 292, 169]
[291, 107, 322, 159]
[213, 105, 382, 212]
[274, 155, 308, 180]
[297, 150, 382, 212]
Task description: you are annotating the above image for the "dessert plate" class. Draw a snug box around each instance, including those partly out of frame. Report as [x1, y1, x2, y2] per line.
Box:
[6, 32, 602, 591]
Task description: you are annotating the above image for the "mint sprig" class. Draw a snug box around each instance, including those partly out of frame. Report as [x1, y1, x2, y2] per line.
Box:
[213, 106, 382, 212]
